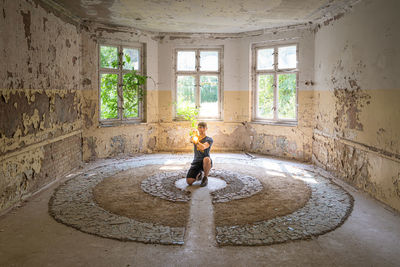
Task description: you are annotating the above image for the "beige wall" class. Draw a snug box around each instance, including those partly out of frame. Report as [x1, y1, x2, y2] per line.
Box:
[80, 24, 315, 160]
[155, 28, 315, 159]
[4, 0, 398, 214]
[313, 0, 400, 210]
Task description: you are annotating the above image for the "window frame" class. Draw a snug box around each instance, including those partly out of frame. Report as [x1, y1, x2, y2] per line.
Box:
[98, 42, 145, 125]
[174, 47, 224, 120]
[252, 42, 299, 125]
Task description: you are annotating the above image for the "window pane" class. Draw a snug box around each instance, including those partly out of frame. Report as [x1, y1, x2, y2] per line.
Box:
[200, 51, 218, 71]
[100, 73, 118, 119]
[177, 51, 196, 71]
[257, 48, 274, 70]
[123, 48, 139, 71]
[278, 73, 296, 119]
[278, 46, 296, 69]
[100, 46, 118, 69]
[176, 76, 196, 116]
[123, 73, 139, 118]
[200, 75, 218, 117]
[257, 74, 274, 119]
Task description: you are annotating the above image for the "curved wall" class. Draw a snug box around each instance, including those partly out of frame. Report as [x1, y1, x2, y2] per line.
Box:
[81, 24, 315, 161]
[313, 0, 400, 211]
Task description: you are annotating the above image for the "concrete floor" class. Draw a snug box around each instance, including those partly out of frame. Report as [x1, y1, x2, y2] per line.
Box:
[0, 153, 399, 267]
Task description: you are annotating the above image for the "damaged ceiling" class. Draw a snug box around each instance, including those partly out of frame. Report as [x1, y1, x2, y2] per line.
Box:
[45, 0, 359, 33]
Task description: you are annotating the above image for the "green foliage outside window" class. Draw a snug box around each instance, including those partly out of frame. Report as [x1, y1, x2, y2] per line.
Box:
[100, 46, 148, 120]
[200, 76, 218, 103]
[100, 46, 118, 69]
[179, 105, 199, 133]
[176, 76, 196, 117]
[100, 74, 118, 119]
[258, 74, 274, 118]
[278, 73, 296, 119]
[175, 76, 199, 133]
[258, 73, 296, 120]
[176, 75, 218, 120]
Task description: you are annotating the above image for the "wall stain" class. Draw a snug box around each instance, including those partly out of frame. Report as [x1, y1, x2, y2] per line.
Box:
[48, 44, 56, 62]
[20, 10, 32, 50]
[147, 136, 157, 151]
[333, 78, 371, 131]
[323, 12, 345, 26]
[85, 136, 98, 160]
[394, 173, 400, 197]
[82, 78, 92, 86]
[54, 93, 78, 123]
[82, 98, 96, 128]
[250, 133, 299, 158]
[110, 135, 126, 156]
[0, 89, 82, 155]
[213, 125, 251, 151]
[42, 17, 47, 31]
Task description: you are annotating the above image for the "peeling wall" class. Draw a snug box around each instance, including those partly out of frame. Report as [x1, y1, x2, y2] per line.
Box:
[80, 21, 315, 161]
[156, 28, 315, 160]
[0, 89, 82, 154]
[2, 0, 399, 215]
[0, 0, 82, 212]
[80, 22, 160, 160]
[313, 0, 400, 211]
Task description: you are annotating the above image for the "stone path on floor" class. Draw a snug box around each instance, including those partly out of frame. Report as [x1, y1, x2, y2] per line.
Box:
[48, 154, 353, 246]
[184, 187, 216, 252]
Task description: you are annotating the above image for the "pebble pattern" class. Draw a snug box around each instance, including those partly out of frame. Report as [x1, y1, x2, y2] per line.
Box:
[141, 168, 263, 203]
[141, 170, 191, 202]
[215, 174, 353, 246]
[210, 169, 263, 203]
[49, 154, 353, 246]
[49, 158, 189, 245]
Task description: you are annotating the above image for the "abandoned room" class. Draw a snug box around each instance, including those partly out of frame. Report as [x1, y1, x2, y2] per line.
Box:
[0, 0, 399, 265]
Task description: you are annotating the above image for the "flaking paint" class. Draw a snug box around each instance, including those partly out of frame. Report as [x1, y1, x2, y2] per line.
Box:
[313, 0, 400, 210]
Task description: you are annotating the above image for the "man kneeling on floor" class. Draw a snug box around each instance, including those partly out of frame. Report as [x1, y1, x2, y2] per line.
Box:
[186, 122, 213, 187]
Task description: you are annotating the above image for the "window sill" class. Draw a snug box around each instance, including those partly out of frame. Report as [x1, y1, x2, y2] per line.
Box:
[98, 120, 145, 128]
[173, 118, 223, 122]
[250, 120, 298, 127]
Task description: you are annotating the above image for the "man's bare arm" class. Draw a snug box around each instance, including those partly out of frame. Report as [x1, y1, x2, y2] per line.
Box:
[196, 142, 210, 151]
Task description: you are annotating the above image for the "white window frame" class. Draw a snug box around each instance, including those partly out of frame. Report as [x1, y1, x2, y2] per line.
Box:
[252, 43, 299, 125]
[174, 47, 223, 120]
[98, 42, 145, 125]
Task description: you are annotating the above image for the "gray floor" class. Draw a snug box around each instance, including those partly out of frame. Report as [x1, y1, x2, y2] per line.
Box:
[1, 153, 399, 267]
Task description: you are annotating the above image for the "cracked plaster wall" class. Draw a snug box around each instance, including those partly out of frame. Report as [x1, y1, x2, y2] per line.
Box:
[4, 0, 399, 214]
[312, 0, 400, 211]
[80, 22, 315, 161]
[0, 0, 82, 212]
[80, 22, 160, 161]
[156, 27, 314, 160]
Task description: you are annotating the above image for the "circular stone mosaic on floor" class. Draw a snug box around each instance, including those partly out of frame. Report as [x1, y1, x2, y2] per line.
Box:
[175, 177, 227, 192]
[141, 169, 263, 203]
[48, 154, 353, 246]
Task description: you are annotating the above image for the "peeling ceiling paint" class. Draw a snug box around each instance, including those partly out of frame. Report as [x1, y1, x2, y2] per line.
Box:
[46, 0, 358, 33]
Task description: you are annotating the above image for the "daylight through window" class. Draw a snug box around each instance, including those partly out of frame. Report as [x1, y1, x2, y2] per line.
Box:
[99, 44, 143, 122]
[253, 44, 298, 123]
[175, 48, 222, 119]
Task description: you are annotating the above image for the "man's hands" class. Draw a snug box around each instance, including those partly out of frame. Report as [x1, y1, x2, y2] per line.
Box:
[196, 141, 210, 152]
[191, 135, 199, 144]
[189, 130, 210, 152]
